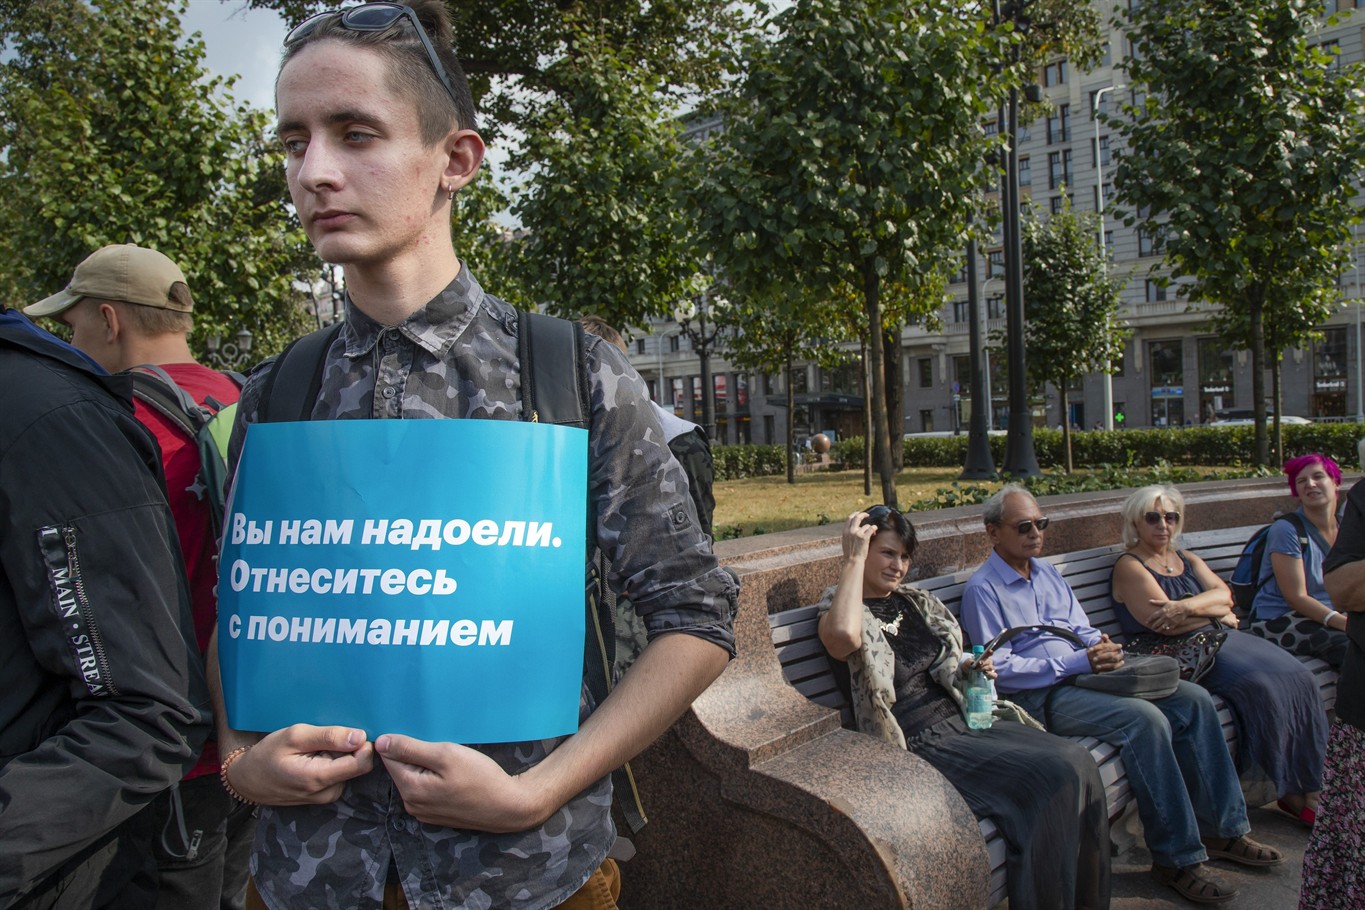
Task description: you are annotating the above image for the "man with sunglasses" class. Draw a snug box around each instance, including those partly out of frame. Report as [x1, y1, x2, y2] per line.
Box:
[960, 485, 1275, 906]
[207, 3, 737, 909]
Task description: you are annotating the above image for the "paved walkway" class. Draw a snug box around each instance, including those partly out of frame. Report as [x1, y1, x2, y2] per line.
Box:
[1112, 804, 1311, 909]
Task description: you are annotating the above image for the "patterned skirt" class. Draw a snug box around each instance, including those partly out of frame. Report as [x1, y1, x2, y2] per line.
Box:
[1300, 721, 1365, 910]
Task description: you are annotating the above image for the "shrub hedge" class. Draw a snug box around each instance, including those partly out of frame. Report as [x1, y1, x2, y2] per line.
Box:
[821, 424, 1365, 472]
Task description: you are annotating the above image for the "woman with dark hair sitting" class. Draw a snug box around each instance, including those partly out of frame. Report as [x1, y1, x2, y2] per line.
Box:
[818, 506, 1109, 910]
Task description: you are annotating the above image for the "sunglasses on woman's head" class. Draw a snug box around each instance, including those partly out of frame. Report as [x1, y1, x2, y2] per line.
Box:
[285, 3, 461, 111]
[866, 504, 899, 521]
[1144, 511, 1181, 526]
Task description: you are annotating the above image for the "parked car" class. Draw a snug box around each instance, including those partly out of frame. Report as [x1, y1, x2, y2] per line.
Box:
[1209, 408, 1312, 427]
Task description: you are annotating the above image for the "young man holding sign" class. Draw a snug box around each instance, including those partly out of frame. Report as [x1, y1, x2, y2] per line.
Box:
[210, 3, 737, 909]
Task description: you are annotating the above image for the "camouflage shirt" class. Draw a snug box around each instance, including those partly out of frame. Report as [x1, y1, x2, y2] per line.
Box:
[229, 266, 738, 910]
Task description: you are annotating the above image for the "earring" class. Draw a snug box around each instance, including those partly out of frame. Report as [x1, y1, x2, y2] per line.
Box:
[447, 183, 455, 201]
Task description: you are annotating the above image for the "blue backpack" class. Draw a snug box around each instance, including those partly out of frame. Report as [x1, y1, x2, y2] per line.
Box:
[1229, 513, 1309, 614]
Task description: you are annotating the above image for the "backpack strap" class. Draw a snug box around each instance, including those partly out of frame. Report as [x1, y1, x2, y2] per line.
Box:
[260, 323, 344, 423]
[518, 310, 590, 428]
[1254, 513, 1311, 590]
[131, 365, 210, 439]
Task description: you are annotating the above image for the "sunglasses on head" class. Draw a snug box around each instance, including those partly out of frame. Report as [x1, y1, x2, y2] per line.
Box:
[1009, 517, 1050, 535]
[285, 3, 461, 111]
[1144, 511, 1181, 526]
[862, 504, 903, 526]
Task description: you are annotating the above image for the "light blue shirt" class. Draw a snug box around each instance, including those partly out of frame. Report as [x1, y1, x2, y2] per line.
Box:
[1250, 510, 1334, 621]
[960, 550, 1099, 694]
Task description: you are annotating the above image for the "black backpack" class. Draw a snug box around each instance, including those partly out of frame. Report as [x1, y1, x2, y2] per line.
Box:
[256, 312, 648, 832]
[1229, 513, 1310, 616]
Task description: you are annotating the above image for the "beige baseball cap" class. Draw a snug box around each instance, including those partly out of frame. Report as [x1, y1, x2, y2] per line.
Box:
[24, 243, 192, 318]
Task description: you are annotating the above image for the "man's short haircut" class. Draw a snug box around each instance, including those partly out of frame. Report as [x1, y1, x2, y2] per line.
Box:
[99, 291, 194, 336]
[982, 483, 1032, 526]
[578, 315, 628, 354]
[278, 0, 478, 145]
[1120, 484, 1185, 550]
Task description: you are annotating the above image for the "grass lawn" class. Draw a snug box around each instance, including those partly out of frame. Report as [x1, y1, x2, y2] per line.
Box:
[712, 466, 996, 538]
[711, 464, 1259, 538]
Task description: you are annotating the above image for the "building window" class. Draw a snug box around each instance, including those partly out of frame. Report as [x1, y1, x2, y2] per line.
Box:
[1092, 135, 1110, 170]
[1138, 227, 1163, 257]
[635, 338, 646, 355]
[1042, 59, 1068, 87]
[1149, 339, 1185, 427]
[763, 414, 775, 443]
[1197, 337, 1235, 423]
[983, 118, 999, 138]
[952, 299, 971, 323]
[1050, 195, 1066, 214]
[1145, 279, 1168, 302]
[669, 334, 681, 353]
[1048, 149, 1072, 189]
[1314, 327, 1348, 417]
[987, 295, 1005, 320]
[953, 355, 973, 397]
[1047, 104, 1070, 144]
[920, 409, 935, 433]
[988, 249, 1005, 279]
[1093, 182, 1115, 212]
[916, 357, 933, 388]
[1019, 156, 1031, 187]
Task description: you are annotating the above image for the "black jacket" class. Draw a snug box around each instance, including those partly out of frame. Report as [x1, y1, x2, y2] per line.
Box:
[0, 310, 211, 907]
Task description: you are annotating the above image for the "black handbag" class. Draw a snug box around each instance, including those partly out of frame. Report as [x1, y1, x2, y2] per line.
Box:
[1123, 621, 1227, 683]
[979, 624, 1181, 701]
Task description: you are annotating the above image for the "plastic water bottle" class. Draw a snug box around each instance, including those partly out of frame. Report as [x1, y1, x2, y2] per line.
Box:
[966, 645, 995, 730]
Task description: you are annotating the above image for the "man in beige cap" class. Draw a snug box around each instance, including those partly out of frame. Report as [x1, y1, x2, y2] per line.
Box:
[25, 243, 252, 910]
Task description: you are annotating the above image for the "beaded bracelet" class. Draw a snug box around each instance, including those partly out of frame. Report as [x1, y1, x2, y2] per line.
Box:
[220, 745, 258, 805]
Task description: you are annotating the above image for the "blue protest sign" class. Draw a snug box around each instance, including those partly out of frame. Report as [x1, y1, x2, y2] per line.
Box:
[217, 419, 587, 744]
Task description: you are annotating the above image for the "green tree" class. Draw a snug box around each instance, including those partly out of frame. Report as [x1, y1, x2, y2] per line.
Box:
[714, 285, 854, 484]
[1109, 0, 1365, 465]
[508, 30, 702, 327]
[1019, 200, 1128, 472]
[696, 0, 1015, 507]
[0, 0, 312, 356]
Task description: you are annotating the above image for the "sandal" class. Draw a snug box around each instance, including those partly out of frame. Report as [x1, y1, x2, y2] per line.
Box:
[1151, 863, 1237, 904]
[1201, 834, 1285, 867]
[1276, 798, 1317, 828]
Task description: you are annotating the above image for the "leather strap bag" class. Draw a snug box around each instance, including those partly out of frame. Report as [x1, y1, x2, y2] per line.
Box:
[979, 624, 1181, 700]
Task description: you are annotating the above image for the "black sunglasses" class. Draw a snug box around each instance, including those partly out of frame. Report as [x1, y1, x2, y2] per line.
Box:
[1009, 517, 1050, 535]
[285, 3, 461, 112]
[865, 504, 899, 521]
[1144, 511, 1181, 526]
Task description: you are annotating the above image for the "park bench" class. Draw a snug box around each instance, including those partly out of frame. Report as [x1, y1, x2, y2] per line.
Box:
[770, 524, 1339, 907]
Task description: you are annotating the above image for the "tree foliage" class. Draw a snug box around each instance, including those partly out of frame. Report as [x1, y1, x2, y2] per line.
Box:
[0, 0, 313, 356]
[1019, 199, 1128, 471]
[695, 0, 1016, 506]
[1109, 0, 1365, 465]
[507, 29, 703, 326]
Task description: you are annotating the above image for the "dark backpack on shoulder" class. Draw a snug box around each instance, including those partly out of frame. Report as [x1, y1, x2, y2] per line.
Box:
[1229, 513, 1310, 615]
[256, 312, 649, 832]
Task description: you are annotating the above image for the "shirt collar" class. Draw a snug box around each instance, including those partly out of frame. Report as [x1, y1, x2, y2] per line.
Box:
[985, 549, 1035, 588]
[340, 264, 486, 359]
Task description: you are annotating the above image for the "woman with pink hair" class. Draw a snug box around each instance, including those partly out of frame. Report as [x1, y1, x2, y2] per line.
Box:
[1249, 453, 1349, 671]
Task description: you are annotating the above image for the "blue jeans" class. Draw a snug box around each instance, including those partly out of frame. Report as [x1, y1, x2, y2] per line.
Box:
[1010, 679, 1249, 868]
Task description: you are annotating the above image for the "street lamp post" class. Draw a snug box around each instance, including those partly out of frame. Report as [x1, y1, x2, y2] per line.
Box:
[962, 235, 997, 479]
[204, 328, 255, 372]
[1094, 83, 1123, 431]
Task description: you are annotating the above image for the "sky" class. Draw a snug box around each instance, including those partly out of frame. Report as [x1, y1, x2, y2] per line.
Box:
[180, 1, 288, 113]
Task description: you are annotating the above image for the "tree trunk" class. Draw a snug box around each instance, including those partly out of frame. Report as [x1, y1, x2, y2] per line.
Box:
[785, 351, 796, 485]
[1271, 355, 1284, 466]
[862, 259, 899, 507]
[862, 337, 872, 496]
[1061, 380, 1074, 473]
[1250, 292, 1269, 466]
[884, 328, 904, 469]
